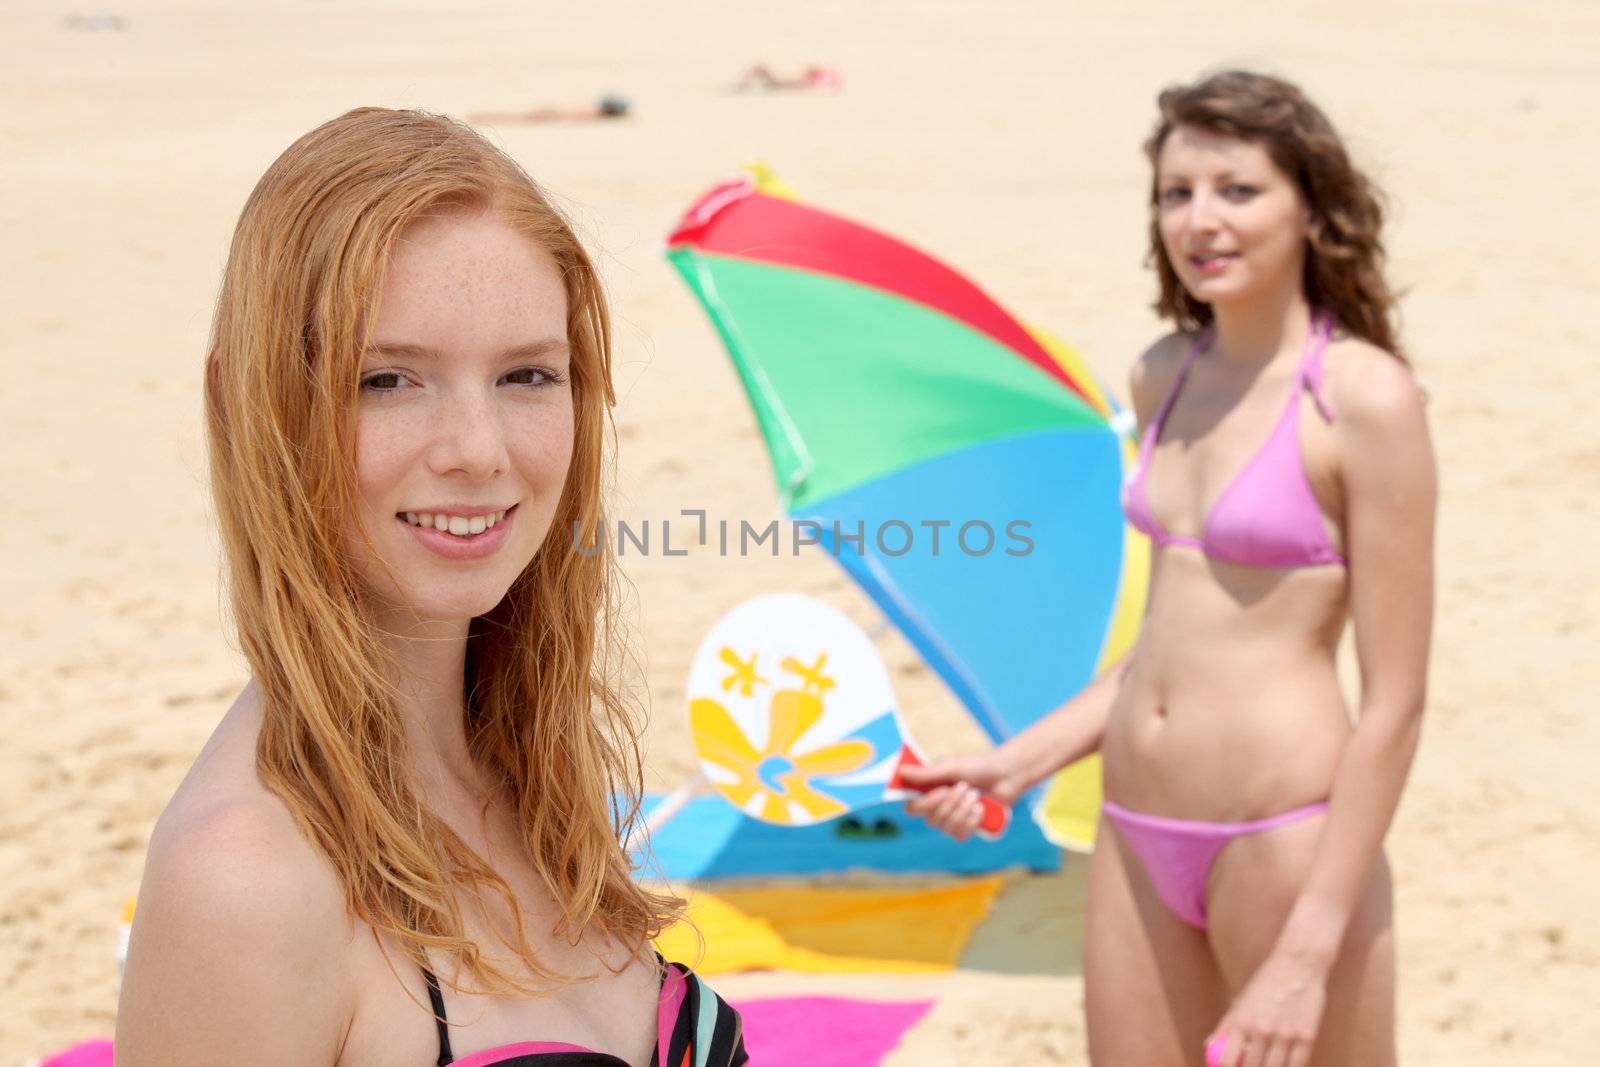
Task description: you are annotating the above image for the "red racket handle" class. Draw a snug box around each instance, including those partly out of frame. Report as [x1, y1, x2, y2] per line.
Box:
[890, 747, 1012, 839]
[974, 793, 1012, 838]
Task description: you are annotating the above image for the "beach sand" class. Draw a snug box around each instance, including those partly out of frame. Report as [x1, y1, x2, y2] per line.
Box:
[2, 1, 1596, 1062]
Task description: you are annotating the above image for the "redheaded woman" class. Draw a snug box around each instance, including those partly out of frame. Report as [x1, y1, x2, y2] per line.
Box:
[117, 109, 746, 1067]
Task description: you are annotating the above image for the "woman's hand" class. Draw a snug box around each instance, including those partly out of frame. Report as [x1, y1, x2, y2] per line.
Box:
[1205, 949, 1328, 1067]
[898, 752, 1022, 841]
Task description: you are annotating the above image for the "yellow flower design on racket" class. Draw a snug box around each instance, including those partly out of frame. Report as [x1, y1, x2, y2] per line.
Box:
[691, 651, 875, 824]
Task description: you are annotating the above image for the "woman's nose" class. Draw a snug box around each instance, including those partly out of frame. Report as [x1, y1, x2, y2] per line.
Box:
[1185, 190, 1222, 233]
[427, 392, 509, 479]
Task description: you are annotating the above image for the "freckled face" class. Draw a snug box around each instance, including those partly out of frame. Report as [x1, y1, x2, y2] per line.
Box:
[346, 208, 574, 626]
[1155, 125, 1312, 307]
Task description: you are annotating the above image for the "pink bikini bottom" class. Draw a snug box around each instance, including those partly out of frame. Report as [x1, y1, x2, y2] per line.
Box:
[1102, 798, 1330, 929]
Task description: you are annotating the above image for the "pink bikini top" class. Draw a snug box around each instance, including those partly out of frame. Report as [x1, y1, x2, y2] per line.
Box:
[1121, 312, 1347, 569]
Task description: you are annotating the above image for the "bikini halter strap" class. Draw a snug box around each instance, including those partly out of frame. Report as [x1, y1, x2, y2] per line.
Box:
[1155, 313, 1337, 433]
[1147, 327, 1215, 439]
[1300, 311, 1336, 421]
[422, 965, 454, 1066]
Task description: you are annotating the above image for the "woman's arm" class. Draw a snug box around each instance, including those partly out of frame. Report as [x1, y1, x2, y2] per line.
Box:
[990, 333, 1184, 789]
[902, 336, 1174, 833]
[1275, 348, 1437, 970]
[992, 649, 1132, 791]
[1207, 344, 1435, 1065]
[900, 650, 1128, 836]
[116, 798, 354, 1066]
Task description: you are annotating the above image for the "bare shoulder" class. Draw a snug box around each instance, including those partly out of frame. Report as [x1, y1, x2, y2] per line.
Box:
[142, 687, 346, 936]
[117, 692, 355, 1065]
[1128, 330, 1195, 429]
[144, 773, 350, 947]
[1324, 334, 1428, 434]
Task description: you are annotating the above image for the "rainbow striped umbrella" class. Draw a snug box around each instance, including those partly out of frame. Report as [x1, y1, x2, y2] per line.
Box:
[665, 170, 1147, 848]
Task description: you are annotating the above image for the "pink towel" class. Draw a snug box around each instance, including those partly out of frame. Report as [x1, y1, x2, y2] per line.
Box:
[731, 996, 933, 1066]
[39, 1039, 114, 1067]
[31, 1001, 935, 1067]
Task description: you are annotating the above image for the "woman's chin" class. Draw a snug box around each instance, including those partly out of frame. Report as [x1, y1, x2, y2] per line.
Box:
[1181, 274, 1238, 302]
[418, 590, 513, 622]
[1187, 283, 1278, 316]
[365, 585, 515, 630]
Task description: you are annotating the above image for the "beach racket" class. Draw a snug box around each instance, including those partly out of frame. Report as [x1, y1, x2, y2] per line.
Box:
[686, 593, 1011, 839]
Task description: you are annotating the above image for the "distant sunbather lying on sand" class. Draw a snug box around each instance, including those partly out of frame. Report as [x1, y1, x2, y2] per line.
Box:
[732, 64, 842, 93]
[469, 94, 630, 123]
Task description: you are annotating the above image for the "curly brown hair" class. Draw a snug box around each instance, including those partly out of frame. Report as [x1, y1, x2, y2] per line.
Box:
[1144, 70, 1404, 360]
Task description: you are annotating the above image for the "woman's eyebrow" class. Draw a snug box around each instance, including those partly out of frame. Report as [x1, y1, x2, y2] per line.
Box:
[505, 339, 572, 359]
[1158, 167, 1251, 184]
[362, 341, 435, 361]
[363, 339, 570, 360]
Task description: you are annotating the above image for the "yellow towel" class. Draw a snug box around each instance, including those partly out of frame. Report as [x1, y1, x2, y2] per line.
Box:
[655, 876, 1005, 976]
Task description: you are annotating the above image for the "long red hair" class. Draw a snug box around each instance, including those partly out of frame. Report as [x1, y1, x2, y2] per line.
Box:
[204, 107, 677, 998]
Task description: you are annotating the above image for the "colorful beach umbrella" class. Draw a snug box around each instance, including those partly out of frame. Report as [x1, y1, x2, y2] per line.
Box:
[665, 169, 1147, 849]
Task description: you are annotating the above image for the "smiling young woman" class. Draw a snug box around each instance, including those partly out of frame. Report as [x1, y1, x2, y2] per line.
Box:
[115, 108, 747, 1067]
[904, 71, 1434, 1067]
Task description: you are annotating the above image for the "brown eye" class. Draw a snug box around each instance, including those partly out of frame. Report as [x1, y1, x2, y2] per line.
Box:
[504, 367, 564, 387]
[360, 371, 405, 392]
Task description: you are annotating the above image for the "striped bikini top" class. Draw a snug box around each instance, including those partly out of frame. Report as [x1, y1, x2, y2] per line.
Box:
[421, 957, 747, 1067]
[1120, 312, 1347, 569]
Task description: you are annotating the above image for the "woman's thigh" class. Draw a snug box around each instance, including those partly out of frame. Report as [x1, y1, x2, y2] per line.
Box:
[1085, 814, 1229, 1066]
[1206, 818, 1397, 1066]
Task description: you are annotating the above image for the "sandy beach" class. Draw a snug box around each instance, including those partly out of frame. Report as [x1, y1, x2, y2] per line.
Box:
[3, 1, 1597, 1062]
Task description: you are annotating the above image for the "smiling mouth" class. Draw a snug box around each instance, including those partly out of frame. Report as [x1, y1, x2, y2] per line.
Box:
[397, 504, 518, 539]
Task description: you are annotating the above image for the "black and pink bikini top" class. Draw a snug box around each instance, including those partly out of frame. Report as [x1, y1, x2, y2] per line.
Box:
[421, 957, 747, 1067]
[1121, 312, 1347, 569]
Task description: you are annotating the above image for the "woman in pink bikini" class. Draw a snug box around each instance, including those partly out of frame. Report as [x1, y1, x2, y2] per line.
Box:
[117, 109, 746, 1066]
[904, 71, 1434, 1066]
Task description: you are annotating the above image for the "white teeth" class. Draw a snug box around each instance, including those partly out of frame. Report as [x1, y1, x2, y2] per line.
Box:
[402, 509, 508, 536]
